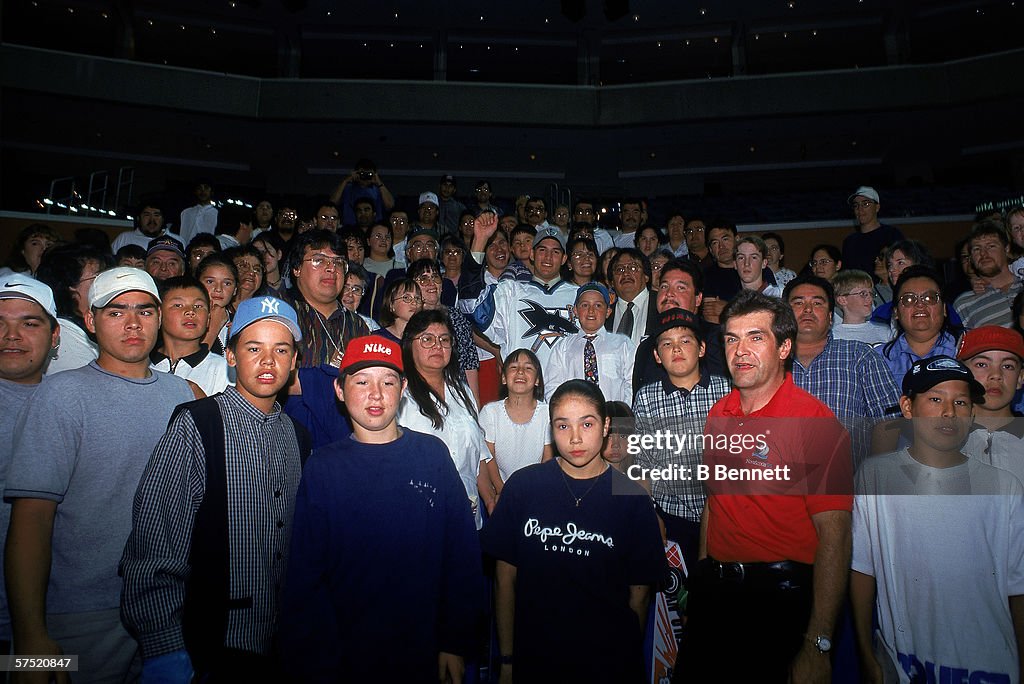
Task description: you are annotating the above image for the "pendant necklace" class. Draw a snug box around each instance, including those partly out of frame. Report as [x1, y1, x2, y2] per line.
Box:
[558, 460, 607, 507]
[313, 307, 344, 368]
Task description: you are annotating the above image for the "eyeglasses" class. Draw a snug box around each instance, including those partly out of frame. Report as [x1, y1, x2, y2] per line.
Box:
[683, 226, 705, 236]
[235, 263, 261, 274]
[342, 284, 365, 296]
[839, 289, 872, 300]
[370, 233, 392, 241]
[77, 274, 99, 286]
[809, 258, 835, 268]
[898, 291, 942, 308]
[651, 262, 667, 272]
[443, 249, 462, 258]
[415, 274, 441, 285]
[318, 214, 340, 222]
[279, 211, 298, 220]
[303, 254, 347, 271]
[417, 333, 453, 349]
[613, 263, 643, 276]
[408, 243, 436, 254]
[570, 251, 595, 261]
[392, 294, 423, 306]
[526, 207, 545, 215]
[391, 217, 408, 225]
[850, 200, 877, 210]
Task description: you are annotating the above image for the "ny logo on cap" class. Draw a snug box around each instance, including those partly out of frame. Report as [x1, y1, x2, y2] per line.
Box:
[260, 298, 280, 314]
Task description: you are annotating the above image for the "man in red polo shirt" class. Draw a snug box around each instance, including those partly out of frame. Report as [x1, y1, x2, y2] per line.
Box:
[677, 289, 853, 684]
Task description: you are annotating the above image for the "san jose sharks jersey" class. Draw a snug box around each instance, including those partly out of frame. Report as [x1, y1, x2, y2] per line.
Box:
[463, 278, 580, 368]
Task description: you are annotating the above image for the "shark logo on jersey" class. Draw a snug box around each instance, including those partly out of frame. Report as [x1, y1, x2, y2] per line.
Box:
[518, 300, 579, 350]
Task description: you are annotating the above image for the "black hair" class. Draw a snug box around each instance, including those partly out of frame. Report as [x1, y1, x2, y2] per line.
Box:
[401, 309, 477, 429]
[886, 239, 935, 271]
[73, 228, 111, 253]
[605, 401, 635, 436]
[115, 244, 147, 263]
[353, 196, 375, 210]
[499, 348, 545, 401]
[882, 265, 959, 357]
[354, 158, 376, 171]
[35, 244, 114, 321]
[563, 236, 599, 283]
[809, 243, 842, 267]
[782, 274, 836, 315]
[186, 232, 222, 255]
[159, 274, 211, 306]
[6, 223, 61, 273]
[549, 379, 607, 425]
[215, 204, 253, 236]
[608, 248, 652, 286]
[346, 262, 371, 287]
[707, 220, 737, 237]
[366, 222, 396, 259]
[510, 225, 538, 241]
[195, 252, 240, 284]
[720, 290, 797, 362]
[379, 278, 421, 328]
[339, 227, 369, 259]
[659, 258, 705, 296]
[406, 257, 442, 281]
[287, 229, 343, 276]
[252, 230, 286, 255]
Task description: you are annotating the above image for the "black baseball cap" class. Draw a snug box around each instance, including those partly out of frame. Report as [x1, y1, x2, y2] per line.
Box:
[651, 308, 703, 343]
[902, 356, 985, 403]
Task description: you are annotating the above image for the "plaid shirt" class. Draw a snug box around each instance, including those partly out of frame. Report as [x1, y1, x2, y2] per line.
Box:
[632, 373, 731, 523]
[120, 387, 304, 658]
[792, 333, 902, 466]
[282, 289, 370, 368]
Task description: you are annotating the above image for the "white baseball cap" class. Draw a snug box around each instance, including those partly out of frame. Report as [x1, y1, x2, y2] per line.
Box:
[418, 192, 439, 207]
[0, 274, 57, 319]
[88, 267, 161, 309]
[848, 186, 880, 204]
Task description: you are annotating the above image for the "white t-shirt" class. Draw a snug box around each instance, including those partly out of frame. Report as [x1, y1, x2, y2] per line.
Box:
[963, 423, 1024, 487]
[478, 400, 550, 482]
[852, 449, 1024, 683]
[832, 321, 892, 346]
[46, 318, 98, 376]
[398, 382, 491, 529]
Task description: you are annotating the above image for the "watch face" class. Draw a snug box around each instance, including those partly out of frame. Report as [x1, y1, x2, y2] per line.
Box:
[816, 636, 832, 652]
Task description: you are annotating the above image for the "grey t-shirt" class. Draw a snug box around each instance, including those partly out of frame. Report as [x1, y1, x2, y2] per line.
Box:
[0, 379, 39, 639]
[4, 362, 193, 615]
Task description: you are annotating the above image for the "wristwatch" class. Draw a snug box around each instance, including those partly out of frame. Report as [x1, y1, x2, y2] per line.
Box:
[812, 635, 832, 654]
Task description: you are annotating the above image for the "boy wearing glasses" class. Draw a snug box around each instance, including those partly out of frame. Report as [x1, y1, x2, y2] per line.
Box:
[832, 270, 892, 345]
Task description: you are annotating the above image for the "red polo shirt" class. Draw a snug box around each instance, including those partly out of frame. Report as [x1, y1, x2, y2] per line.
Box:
[703, 373, 853, 564]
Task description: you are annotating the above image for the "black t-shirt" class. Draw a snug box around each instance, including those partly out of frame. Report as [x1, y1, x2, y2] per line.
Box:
[480, 460, 667, 683]
[841, 222, 904, 276]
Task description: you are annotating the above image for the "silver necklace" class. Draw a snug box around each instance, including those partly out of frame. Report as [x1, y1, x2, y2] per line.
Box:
[558, 460, 607, 507]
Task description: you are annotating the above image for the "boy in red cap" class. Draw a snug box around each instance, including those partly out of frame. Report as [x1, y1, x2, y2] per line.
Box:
[957, 325, 1024, 482]
[280, 336, 484, 683]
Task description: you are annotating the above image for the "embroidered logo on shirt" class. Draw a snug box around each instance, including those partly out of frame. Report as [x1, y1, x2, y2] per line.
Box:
[517, 300, 579, 349]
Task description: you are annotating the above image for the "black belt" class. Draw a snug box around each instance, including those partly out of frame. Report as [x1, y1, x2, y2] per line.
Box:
[701, 557, 812, 590]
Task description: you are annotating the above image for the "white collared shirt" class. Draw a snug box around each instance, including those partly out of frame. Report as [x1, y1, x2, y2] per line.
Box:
[613, 287, 651, 347]
[544, 327, 635, 404]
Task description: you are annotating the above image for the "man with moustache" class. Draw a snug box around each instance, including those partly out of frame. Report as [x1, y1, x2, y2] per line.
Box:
[5, 268, 194, 682]
[121, 296, 309, 682]
[955, 221, 1023, 329]
[112, 201, 178, 253]
[605, 249, 655, 347]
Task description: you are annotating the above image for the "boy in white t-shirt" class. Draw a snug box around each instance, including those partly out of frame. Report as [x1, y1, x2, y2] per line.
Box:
[832, 269, 891, 345]
[958, 325, 1024, 483]
[851, 356, 1024, 683]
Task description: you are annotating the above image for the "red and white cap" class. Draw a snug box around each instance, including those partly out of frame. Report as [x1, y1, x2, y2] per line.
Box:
[338, 336, 404, 377]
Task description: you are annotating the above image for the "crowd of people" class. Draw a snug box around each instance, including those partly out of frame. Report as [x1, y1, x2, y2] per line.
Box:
[0, 161, 1023, 683]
